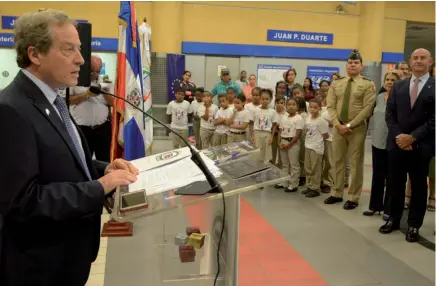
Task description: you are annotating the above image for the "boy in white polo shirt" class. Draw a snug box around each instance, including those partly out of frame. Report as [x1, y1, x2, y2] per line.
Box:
[213, 94, 233, 146]
[166, 87, 193, 149]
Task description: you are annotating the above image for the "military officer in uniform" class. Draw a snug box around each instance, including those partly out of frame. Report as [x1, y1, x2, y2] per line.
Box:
[325, 49, 376, 210]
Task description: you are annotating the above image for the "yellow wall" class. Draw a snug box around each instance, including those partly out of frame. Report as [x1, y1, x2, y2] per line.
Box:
[0, 1, 434, 55]
[182, 3, 360, 49]
[383, 19, 407, 53]
[385, 1, 435, 23]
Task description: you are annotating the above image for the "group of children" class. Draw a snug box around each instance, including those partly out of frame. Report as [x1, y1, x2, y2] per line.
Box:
[166, 82, 335, 198]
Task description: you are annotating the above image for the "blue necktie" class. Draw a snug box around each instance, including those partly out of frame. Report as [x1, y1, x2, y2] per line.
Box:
[54, 96, 92, 180]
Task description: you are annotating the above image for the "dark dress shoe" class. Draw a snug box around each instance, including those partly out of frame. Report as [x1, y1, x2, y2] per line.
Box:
[343, 200, 358, 210]
[379, 219, 400, 234]
[305, 189, 320, 198]
[285, 187, 298, 193]
[273, 184, 284, 189]
[363, 210, 382, 216]
[301, 188, 311, 195]
[406, 227, 419, 243]
[324, 196, 343, 204]
[320, 185, 331, 193]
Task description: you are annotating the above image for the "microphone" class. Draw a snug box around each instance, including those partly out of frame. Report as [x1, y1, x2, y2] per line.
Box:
[89, 85, 222, 195]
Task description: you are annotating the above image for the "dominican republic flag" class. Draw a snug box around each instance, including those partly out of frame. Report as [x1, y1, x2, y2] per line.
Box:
[111, 1, 146, 161]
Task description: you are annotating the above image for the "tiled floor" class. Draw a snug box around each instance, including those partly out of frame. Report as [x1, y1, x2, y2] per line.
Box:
[86, 212, 110, 286]
[90, 138, 435, 286]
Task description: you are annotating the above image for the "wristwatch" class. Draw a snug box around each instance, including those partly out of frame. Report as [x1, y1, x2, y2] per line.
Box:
[346, 123, 352, 130]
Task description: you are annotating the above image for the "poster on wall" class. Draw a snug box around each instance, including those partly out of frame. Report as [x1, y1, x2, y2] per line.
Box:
[306, 66, 340, 89]
[257, 64, 292, 91]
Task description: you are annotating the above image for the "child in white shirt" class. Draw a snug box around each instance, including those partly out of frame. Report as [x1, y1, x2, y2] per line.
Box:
[320, 102, 334, 193]
[244, 87, 261, 113]
[226, 87, 236, 110]
[245, 87, 261, 140]
[213, 94, 233, 146]
[274, 97, 305, 192]
[191, 87, 204, 150]
[294, 94, 309, 187]
[303, 99, 329, 198]
[271, 96, 288, 167]
[228, 94, 250, 143]
[249, 89, 279, 162]
[166, 87, 193, 149]
[198, 91, 218, 149]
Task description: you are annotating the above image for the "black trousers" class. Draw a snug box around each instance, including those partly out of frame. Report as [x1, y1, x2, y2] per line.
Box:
[79, 121, 112, 163]
[369, 146, 391, 213]
[388, 146, 432, 228]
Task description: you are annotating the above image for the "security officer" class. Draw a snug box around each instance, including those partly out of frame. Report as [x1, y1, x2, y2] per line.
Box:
[325, 49, 376, 210]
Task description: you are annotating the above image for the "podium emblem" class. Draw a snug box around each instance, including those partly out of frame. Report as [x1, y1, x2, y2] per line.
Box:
[156, 150, 180, 161]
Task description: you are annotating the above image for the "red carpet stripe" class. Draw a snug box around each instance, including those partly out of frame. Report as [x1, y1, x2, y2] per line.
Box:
[184, 197, 328, 285]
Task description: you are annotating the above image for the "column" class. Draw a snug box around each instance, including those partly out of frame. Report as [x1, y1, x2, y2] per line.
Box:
[151, 2, 182, 53]
[358, 2, 385, 62]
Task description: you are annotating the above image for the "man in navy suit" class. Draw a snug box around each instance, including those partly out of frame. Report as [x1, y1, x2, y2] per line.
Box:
[0, 10, 138, 285]
[380, 49, 435, 243]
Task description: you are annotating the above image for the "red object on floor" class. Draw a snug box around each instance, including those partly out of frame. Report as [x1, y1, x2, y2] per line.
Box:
[184, 198, 328, 286]
[186, 226, 200, 236]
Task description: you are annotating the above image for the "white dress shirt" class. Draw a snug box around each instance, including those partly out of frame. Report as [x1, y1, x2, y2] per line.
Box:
[409, 72, 430, 98]
[70, 76, 112, 127]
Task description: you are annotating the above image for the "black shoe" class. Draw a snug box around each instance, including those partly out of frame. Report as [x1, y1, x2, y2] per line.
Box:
[343, 200, 359, 210]
[406, 227, 419, 243]
[379, 219, 400, 234]
[285, 187, 298, 193]
[320, 185, 331, 193]
[305, 189, 320, 198]
[363, 210, 382, 216]
[299, 177, 306, 186]
[301, 188, 311, 195]
[324, 196, 343, 204]
[273, 184, 284, 189]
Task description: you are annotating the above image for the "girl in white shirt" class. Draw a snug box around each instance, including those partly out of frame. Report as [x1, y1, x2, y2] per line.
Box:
[191, 87, 204, 150]
[198, 91, 219, 149]
[249, 89, 279, 162]
[228, 94, 250, 143]
[294, 94, 309, 187]
[303, 99, 329, 198]
[274, 97, 305, 192]
[271, 96, 288, 167]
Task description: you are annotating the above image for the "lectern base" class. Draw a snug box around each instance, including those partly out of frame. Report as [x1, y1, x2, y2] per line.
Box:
[101, 220, 133, 237]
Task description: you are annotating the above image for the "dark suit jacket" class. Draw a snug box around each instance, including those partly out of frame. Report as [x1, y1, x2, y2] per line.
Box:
[0, 71, 107, 286]
[386, 76, 435, 157]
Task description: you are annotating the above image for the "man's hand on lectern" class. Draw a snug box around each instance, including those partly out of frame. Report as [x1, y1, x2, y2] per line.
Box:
[105, 158, 139, 175]
[98, 170, 138, 194]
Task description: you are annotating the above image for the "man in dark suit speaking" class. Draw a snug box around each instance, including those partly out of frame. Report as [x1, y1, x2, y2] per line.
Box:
[380, 48, 435, 243]
[0, 10, 138, 285]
